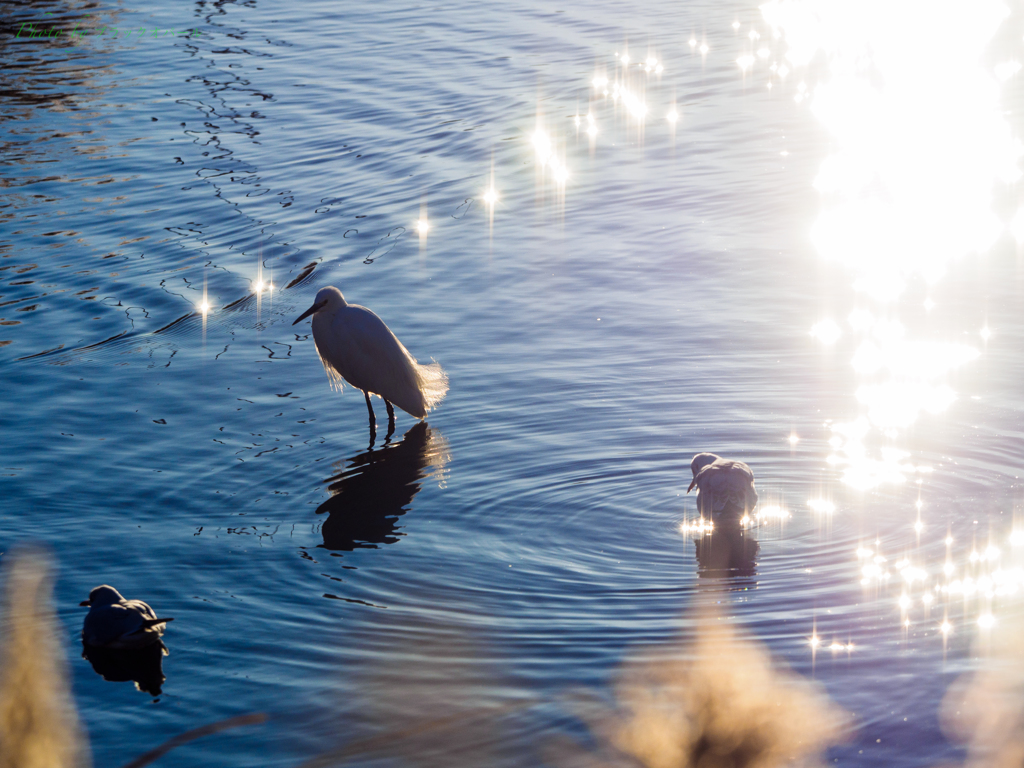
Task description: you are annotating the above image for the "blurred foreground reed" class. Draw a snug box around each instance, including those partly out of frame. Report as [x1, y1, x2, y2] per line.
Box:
[941, 616, 1024, 768]
[558, 615, 846, 768]
[0, 550, 88, 768]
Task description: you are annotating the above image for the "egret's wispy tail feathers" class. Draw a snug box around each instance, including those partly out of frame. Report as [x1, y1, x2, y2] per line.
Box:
[416, 360, 448, 414]
[317, 342, 447, 419]
[316, 347, 347, 393]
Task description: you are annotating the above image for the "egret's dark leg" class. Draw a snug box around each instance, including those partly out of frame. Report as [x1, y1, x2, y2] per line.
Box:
[363, 390, 376, 428]
[363, 390, 377, 447]
[385, 399, 396, 438]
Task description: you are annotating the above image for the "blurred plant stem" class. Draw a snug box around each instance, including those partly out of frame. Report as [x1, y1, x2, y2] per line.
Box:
[0, 549, 89, 768]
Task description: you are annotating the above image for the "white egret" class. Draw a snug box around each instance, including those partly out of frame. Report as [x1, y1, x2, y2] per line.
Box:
[687, 453, 759, 520]
[80, 585, 173, 650]
[293, 286, 448, 438]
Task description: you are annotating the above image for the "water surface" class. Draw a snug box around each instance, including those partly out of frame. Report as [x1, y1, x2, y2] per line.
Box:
[3, 0, 1024, 765]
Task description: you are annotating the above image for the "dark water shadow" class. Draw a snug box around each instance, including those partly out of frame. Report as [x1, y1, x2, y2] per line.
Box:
[694, 524, 759, 580]
[82, 640, 167, 696]
[316, 421, 448, 551]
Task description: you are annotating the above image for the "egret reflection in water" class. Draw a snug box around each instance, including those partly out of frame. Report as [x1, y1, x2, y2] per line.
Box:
[316, 421, 449, 551]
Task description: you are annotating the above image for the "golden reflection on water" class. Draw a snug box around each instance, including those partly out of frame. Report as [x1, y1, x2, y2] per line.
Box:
[416, 196, 431, 254]
[254, 254, 273, 328]
[532, 45, 683, 204]
[762, 0, 1018, 492]
[531, 122, 569, 206]
[679, 501, 791, 537]
[199, 272, 210, 345]
[853, 520, 1024, 637]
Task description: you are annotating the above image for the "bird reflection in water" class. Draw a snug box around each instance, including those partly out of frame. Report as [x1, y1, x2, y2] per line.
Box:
[81, 641, 167, 697]
[317, 421, 449, 551]
[693, 522, 759, 579]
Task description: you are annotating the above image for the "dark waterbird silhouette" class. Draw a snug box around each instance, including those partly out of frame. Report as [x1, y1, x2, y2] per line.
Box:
[316, 421, 446, 551]
[687, 452, 758, 520]
[294, 286, 448, 444]
[82, 641, 167, 696]
[80, 585, 173, 649]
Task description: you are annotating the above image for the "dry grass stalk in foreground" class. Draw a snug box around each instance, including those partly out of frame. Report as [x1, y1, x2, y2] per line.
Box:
[942, 612, 1024, 768]
[0, 550, 89, 768]
[569, 615, 845, 768]
[119, 713, 268, 768]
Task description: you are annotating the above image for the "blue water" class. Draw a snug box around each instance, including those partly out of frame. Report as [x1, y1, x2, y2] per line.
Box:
[3, 0, 1024, 765]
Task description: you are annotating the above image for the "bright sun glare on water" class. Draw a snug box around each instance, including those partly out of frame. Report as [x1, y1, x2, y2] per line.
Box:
[854, 528, 1024, 637]
[762, 0, 1018, 492]
[526, 1, 1024, 647]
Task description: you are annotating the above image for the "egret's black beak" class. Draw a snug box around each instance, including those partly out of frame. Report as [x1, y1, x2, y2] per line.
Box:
[687, 478, 697, 493]
[293, 299, 327, 326]
[79, 600, 91, 607]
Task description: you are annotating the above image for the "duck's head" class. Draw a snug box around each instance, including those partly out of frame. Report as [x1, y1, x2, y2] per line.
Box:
[687, 453, 721, 492]
[80, 584, 124, 607]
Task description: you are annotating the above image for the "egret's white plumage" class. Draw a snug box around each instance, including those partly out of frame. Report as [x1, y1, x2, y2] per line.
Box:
[687, 453, 758, 518]
[294, 286, 448, 426]
[81, 585, 172, 650]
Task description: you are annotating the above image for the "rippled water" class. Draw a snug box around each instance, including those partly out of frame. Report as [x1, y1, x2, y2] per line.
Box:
[4, 0, 1024, 765]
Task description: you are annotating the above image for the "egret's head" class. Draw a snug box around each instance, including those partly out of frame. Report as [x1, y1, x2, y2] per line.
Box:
[80, 584, 123, 607]
[292, 286, 347, 325]
[687, 452, 720, 492]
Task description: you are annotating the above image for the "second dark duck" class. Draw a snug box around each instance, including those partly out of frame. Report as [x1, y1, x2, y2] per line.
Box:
[80, 585, 173, 650]
[687, 452, 758, 521]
